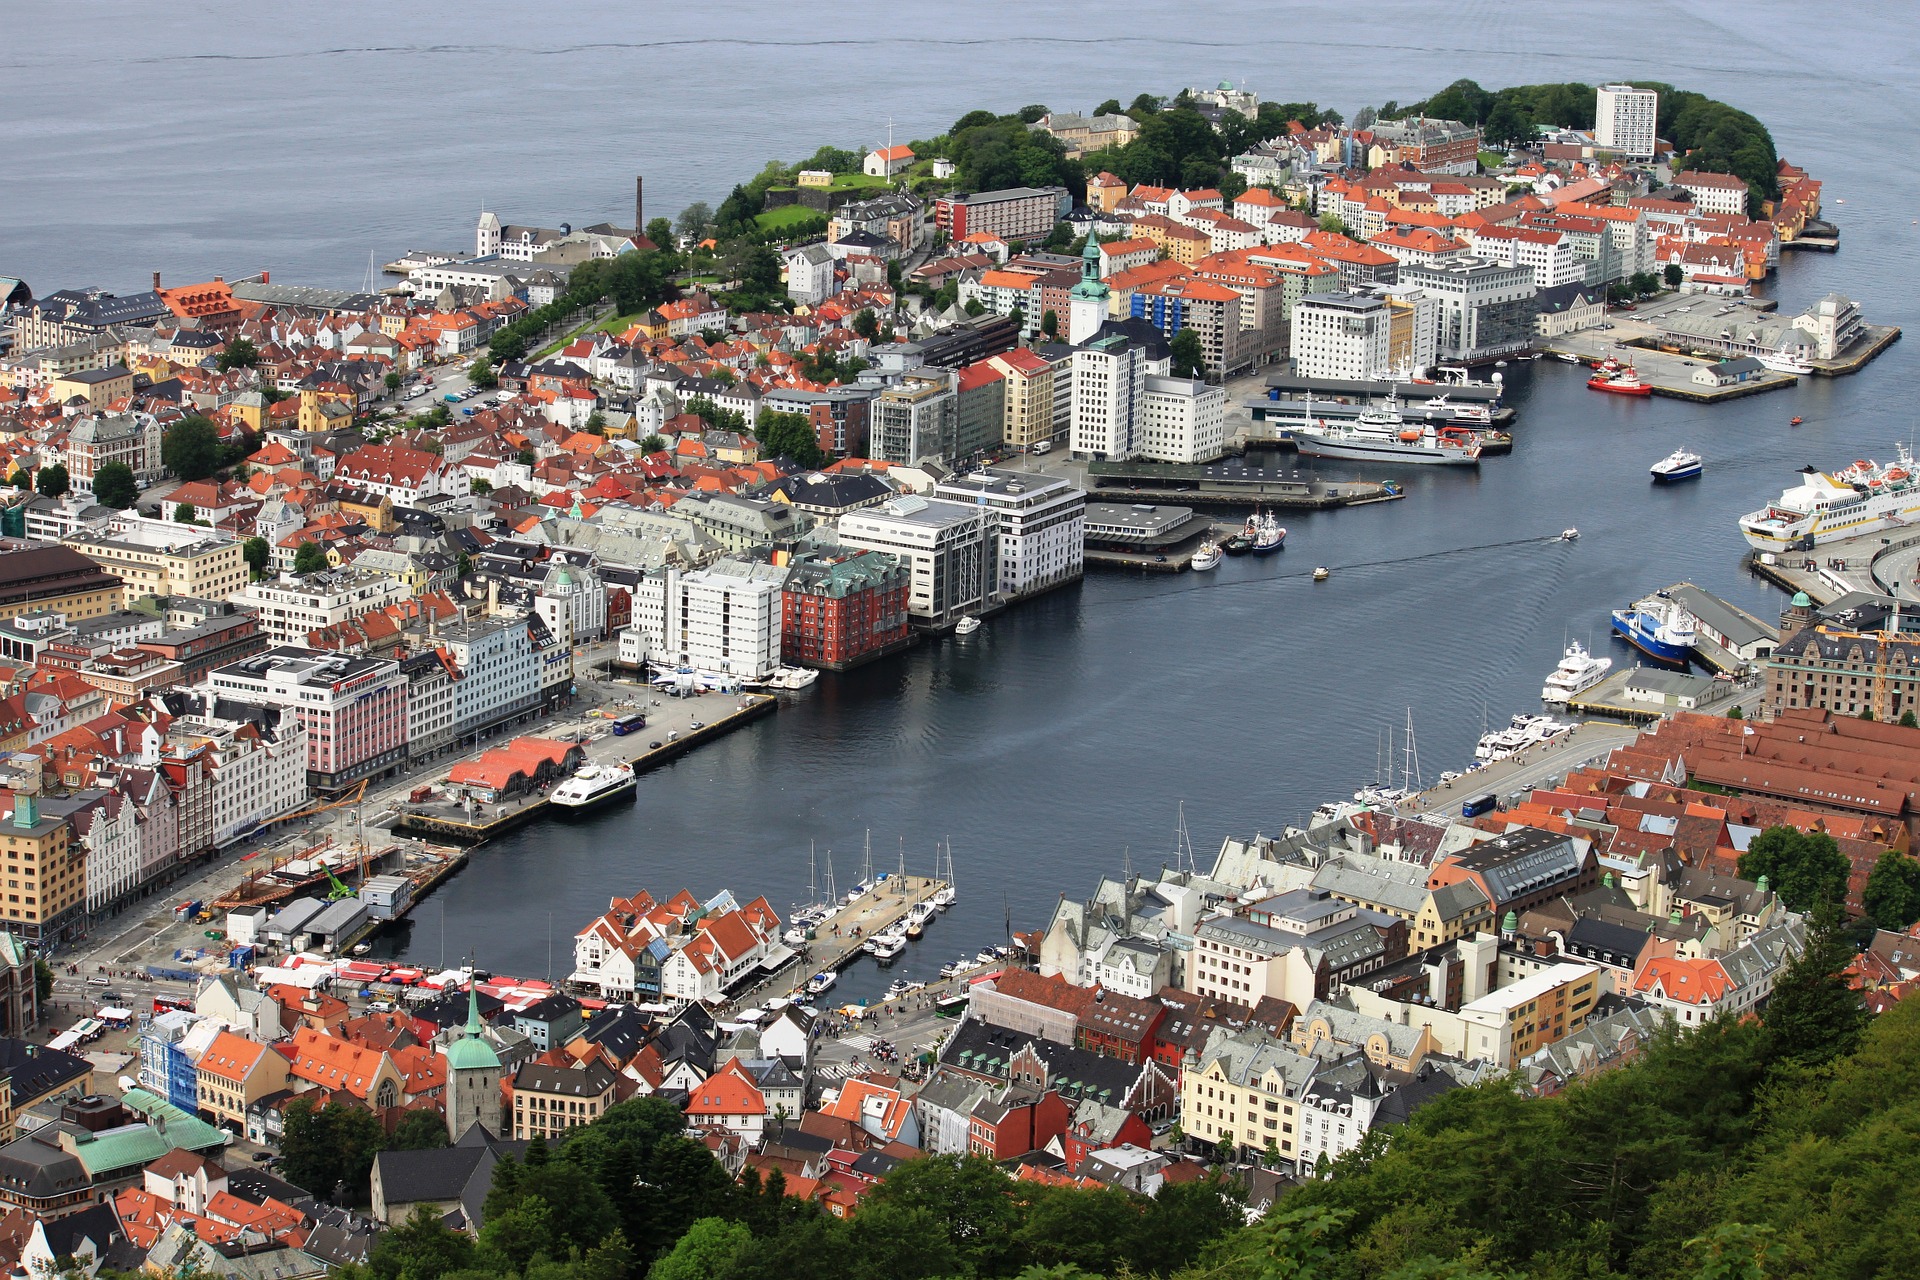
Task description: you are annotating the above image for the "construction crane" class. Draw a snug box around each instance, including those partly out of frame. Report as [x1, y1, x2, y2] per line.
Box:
[275, 778, 369, 827]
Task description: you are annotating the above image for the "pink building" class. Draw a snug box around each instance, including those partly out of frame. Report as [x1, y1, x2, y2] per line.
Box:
[208, 648, 408, 794]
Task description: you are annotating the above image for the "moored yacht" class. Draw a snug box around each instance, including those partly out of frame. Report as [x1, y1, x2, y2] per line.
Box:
[1541, 640, 1613, 703]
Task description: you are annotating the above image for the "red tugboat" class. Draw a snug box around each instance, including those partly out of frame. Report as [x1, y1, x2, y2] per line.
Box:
[1588, 365, 1653, 396]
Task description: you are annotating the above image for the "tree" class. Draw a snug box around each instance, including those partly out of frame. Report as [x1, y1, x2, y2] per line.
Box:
[92, 463, 137, 509]
[851, 309, 880, 342]
[242, 536, 269, 577]
[215, 336, 259, 371]
[6, 468, 28, 489]
[649, 1216, 750, 1280]
[35, 464, 69, 498]
[384, 372, 403, 395]
[1864, 850, 1920, 931]
[640, 434, 667, 454]
[1764, 906, 1869, 1067]
[1040, 309, 1060, 341]
[162, 415, 223, 481]
[676, 202, 715, 242]
[293, 541, 328, 574]
[456, 552, 472, 579]
[388, 1109, 450, 1151]
[1738, 825, 1850, 913]
[584, 411, 607, 436]
[645, 217, 676, 251]
[1219, 170, 1248, 201]
[516, 448, 537, 467]
[1169, 328, 1207, 379]
[861, 1155, 1023, 1278]
[1094, 98, 1124, 117]
[173, 502, 198, 525]
[368, 1208, 477, 1280]
[1129, 93, 1163, 116]
[755, 410, 827, 469]
[34, 960, 52, 1007]
[470, 478, 492, 496]
[963, 298, 985, 317]
[1664, 263, 1685, 289]
[280, 1099, 386, 1204]
[1904, 709, 1920, 729]
[468, 358, 497, 390]
[1631, 270, 1661, 297]
[1318, 211, 1350, 235]
[1727, 704, 1744, 719]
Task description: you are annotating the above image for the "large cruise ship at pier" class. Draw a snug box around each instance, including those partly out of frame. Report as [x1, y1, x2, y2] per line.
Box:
[1739, 449, 1920, 550]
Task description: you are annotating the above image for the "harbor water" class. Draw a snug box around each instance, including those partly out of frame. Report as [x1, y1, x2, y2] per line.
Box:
[6, 3, 1919, 998]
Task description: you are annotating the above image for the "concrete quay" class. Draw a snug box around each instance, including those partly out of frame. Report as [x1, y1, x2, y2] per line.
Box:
[1746, 526, 1920, 606]
[393, 692, 778, 843]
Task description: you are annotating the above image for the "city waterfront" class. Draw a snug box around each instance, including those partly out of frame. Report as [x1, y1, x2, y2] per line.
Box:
[9, 3, 1918, 1004]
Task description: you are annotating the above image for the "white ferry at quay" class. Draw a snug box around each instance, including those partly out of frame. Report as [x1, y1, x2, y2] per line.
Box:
[1739, 448, 1920, 551]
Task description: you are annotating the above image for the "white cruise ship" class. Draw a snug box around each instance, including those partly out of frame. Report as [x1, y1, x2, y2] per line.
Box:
[1738, 448, 1920, 550]
[1540, 640, 1613, 704]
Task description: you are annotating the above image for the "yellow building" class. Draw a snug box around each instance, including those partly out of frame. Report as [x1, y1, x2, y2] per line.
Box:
[984, 349, 1057, 451]
[44, 366, 134, 411]
[228, 390, 269, 433]
[511, 1060, 618, 1141]
[0, 1038, 93, 1140]
[64, 516, 249, 605]
[0, 545, 124, 624]
[298, 387, 357, 432]
[1458, 962, 1602, 1067]
[1181, 1027, 1319, 1162]
[1, 795, 83, 945]
[195, 1030, 291, 1129]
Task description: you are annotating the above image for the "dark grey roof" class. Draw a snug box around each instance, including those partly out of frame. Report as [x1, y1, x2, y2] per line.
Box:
[0, 1128, 90, 1199]
[512, 1060, 616, 1096]
[0, 1039, 95, 1104]
[577, 1005, 652, 1060]
[515, 995, 583, 1024]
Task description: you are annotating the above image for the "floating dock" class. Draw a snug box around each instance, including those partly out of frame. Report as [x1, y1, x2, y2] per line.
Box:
[729, 874, 950, 1008]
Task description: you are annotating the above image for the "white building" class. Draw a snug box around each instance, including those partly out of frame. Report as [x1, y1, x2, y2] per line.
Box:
[870, 373, 958, 466]
[1594, 84, 1658, 159]
[439, 618, 549, 740]
[1069, 329, 1160, 461]
[1466, 226, 1585, 289]
[1675, 171, 1750, 217]
[628, 559, 786, 682]
[207, 648, 408, 792]
[836, 497, 988, 626]
[782, 244, 840, 307]
[1139, 376, 1226, 464]
[231, 571, 413, 646]
[167, 701, 311, 849]
[70, 791, 141, 915]
[1290, 292, 1391, 381]
[931, 470, 1086, 601]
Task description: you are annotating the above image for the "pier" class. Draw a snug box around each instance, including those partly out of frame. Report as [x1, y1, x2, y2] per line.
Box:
[728, 873, 952, 1008]
[1747, 526, 1920, 606]
[393, 693, 778, 843]
[1084, 459, 1398, 509]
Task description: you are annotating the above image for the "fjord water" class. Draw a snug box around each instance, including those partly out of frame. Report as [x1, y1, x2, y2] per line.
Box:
[7, 3, 1918, 989]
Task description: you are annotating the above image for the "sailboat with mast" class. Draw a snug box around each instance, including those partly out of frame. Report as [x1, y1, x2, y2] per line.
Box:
[932, 839, 957, 910]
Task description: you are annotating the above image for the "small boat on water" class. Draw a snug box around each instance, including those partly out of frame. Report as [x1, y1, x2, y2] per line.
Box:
[954, 616, 981, 636]
[805, 971, 837, 997]
[550, 763, 637, 812]
[1611, 592, 1698, 666]
[1541, 639, 1613, 703]
[1650, 448, 1703, 482]
[1790, 416, 1804, 426]
[1220, 534, 1254, 556]
[1312, 566, 1331, 581]
[1560, 527, 1580, 541]
[1589, 366, 1653, 396]
[872, 934, 906, 962]
[1556, 352, 1583, 364]
[1190, 540, 1222, 571]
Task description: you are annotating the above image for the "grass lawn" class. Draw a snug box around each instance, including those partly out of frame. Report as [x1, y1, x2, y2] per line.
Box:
[829, 171, 889, 190]
[756, 204, 827, 232]
[596, 312, 644, 334]
[533, 309, 612, 359]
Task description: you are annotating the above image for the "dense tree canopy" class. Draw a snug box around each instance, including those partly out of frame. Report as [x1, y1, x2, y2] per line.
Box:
[162, 415, 223, 481]
[1737, 825, 1850, 912]
[754, 410, 826, 469]
[91, 462, 137, 508]
[1864, 849, 1920, 930]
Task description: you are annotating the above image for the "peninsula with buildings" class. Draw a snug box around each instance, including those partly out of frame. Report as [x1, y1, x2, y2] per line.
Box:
[0, 76, 1905, 1280]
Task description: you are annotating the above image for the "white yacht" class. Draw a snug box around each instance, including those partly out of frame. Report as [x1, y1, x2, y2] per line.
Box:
[954, 616, 982, 636]
[550, 763, 636, 811]
[1541, 640, 1613, 704]
[1190, 540, 1222, 571]
[1757, 351, 1814, 375]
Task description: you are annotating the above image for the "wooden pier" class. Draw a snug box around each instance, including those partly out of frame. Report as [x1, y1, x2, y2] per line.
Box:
[731, 874, 950, 1008]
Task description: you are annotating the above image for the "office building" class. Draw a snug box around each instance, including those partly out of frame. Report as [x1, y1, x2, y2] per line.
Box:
[1139, 376, 1226, 464]
[231, 571, 413, 647]
[208, 648, 408, 793]
[780, 547, 911, 670]
[870, 373, 959, 466]
[1290, 292, 1391, 381]
[933, 470, 1085, 601]
[836, 497, 989, 626]
[627, 559, 787, 682]
[64, 515, 247, 605]
[1396, 258, 1537, 364]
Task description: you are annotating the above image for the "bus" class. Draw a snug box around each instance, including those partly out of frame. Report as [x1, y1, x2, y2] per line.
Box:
[1461, 793, 1498, 819]
[153, 994, 193, 1016]
[610, 713, 648, 737]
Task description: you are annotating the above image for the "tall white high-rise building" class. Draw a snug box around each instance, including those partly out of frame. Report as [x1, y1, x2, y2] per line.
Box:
[1595, 84, 1658, 160]
[1139, 377, 1226, 465]
[1290, 292, 1391, 381]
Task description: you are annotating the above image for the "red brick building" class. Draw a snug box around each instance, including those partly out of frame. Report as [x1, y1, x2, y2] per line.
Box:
[780, 548, 909, 670]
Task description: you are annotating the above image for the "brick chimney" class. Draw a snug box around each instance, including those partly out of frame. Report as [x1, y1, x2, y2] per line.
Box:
[152, 271, 161, 291]
[635, 174, 644, 233]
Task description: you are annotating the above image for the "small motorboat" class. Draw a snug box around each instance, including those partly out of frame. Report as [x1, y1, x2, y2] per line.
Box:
[1790, 416, 1804, 426]
[1560, 528, 1581, 541]
[954, 616, 981, 636]
[1312, 566, 1331, 581]
[1556, 352, 1582, 364]
[1190, 540, 1222, 571]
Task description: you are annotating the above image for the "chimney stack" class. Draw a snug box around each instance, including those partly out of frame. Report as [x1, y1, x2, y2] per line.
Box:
[262, 270, 270, 285]
[635, 174, 644, 234]
[152, 272, 161, 291]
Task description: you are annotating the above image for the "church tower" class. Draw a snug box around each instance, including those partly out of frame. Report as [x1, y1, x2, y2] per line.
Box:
[1068, 236, 1110, 346]
[443, 981, 505, 1139]
[477, 210, 502, 258]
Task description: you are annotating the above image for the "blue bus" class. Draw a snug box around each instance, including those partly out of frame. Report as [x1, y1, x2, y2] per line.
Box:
[610, 713, 648, 736]
[1461, 793, 1498, 818]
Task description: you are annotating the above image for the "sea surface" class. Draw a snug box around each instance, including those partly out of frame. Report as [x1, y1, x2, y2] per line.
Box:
[7, 2, 1919, 996]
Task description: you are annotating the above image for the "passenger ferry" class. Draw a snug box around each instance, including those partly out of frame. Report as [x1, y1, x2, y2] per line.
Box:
[550, 763, 636, 812]
[1739, 448, 1920, 550]
[1650, 449, 1704, 482]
